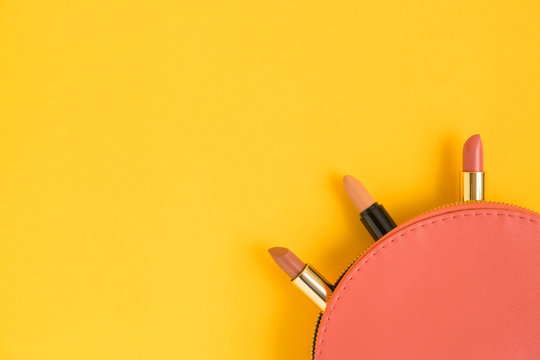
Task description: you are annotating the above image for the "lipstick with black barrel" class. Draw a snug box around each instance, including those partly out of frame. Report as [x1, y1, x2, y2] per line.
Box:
[343, 175, 397, 240]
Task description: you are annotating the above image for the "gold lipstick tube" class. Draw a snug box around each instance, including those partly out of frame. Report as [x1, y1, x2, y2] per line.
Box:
[292, 265, 334, 310]
[461, 171, 485, 201]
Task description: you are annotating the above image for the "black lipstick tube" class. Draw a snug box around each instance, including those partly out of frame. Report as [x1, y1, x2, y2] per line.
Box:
[360, 202, 397, 240]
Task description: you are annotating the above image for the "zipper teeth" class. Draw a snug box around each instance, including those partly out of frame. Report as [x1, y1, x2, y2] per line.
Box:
[311, 313, 323, 359]
[417, 200, 538, 217]
[311, 200, 539, 359]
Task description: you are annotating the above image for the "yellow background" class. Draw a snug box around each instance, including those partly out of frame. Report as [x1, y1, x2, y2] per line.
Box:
[1, 1, 539, 359]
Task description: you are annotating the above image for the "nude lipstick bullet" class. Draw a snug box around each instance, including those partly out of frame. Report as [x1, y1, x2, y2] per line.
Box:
[461, 134, 485, 201]
[268, 247, 334, 310]
[343, 175, 397, 240]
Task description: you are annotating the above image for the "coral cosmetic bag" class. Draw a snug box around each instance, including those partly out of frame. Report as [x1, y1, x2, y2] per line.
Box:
[313, 202, 540, 360]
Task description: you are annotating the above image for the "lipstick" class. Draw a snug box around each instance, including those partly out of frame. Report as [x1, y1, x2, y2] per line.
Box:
[343, 175, 397, 240]
[268, 247, 334, 310]
[461, 134, 485, 201]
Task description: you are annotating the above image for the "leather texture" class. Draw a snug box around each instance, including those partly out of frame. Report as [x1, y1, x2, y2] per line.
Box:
[314, 202, 540, 360]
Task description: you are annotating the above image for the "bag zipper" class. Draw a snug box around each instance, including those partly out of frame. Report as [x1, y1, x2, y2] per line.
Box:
[310, 201, 539, 358]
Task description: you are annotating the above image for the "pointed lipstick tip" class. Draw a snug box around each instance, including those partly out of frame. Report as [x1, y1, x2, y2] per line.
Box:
[465, 134, 482, 144]
[268, 247, 288, 257]
[268, 247, 305, 279]
[343, 175, 376, 213]
[342, 175, 354, 184]
[463, 134, 484, 172]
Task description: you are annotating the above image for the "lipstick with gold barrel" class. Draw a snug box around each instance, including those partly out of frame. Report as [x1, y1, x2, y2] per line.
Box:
[268, 247, 334, 310]
[461, 134, 485, 201]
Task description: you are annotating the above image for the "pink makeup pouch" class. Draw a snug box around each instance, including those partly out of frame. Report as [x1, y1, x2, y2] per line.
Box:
[312, 202, 540, 359]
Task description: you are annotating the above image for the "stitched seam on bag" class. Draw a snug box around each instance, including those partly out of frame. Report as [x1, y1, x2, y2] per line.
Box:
[316, 211, 538, 358]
